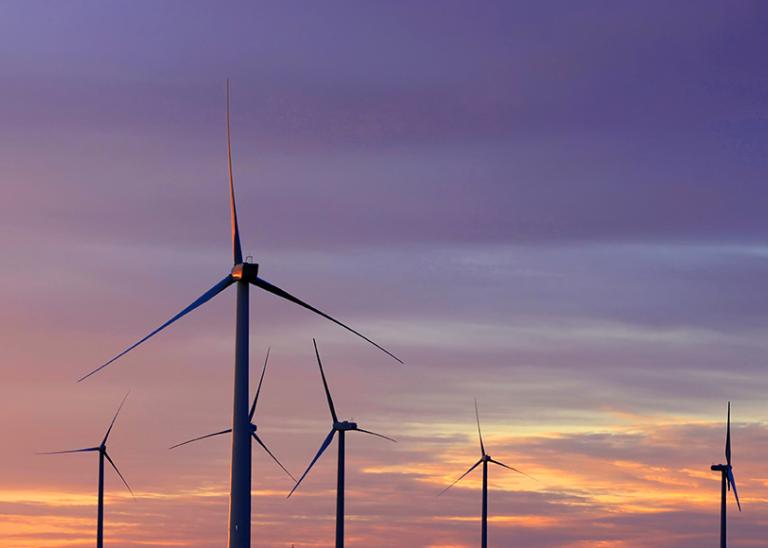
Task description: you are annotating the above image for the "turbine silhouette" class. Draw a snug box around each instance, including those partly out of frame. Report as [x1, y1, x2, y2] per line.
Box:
[38, 393, 134, 548]
[169, 348, 295, 483]
[77, 80, 402, 548]
[287, 339, 396, 548]
[711, 401, 741, 548]
[440, 400, 534, 548]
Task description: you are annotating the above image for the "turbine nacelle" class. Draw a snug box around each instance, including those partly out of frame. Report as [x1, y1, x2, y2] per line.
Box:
[249, 423, 258, 434]
[482, 454, 491, 462]
[711, 464, 728, 472]
[231, 262, 259, 281]
[334, 420, 358, 431]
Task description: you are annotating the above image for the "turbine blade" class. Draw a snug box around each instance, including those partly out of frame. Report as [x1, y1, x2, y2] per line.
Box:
[490, 458, 538, 482]
[250, 347, 270, 421]
[439, 459, 482, 495]
[355, 427, 397, 443]
[37, 447, 100, 455]
[725, 401, 731, 467]
[313, 339, 338, 423]
[287, 429, 336, 498]
[249, 276, 403, 364]
[226, 79, 243, 265]
[475, 398, 485, 456]
[253, 433, 296, 482]
[104, 451, 134, 498]
[78, 276, 234, 382]
[727, 468, 741, 511]
[102, 392, 130, 445]
[169, 428, 232, 450]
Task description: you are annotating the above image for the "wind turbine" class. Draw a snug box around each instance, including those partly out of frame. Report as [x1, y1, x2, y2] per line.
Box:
[287, 338, 396, 548]
[169, 347, 295, 484]
[39, 393, 134, 548]
[440, 400, 534, 548]
[76, 81, 402, 548]
[711, 401, 742, 548]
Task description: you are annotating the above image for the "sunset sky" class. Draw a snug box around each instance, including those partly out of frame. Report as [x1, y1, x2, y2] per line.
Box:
[2, 1, 768, 546]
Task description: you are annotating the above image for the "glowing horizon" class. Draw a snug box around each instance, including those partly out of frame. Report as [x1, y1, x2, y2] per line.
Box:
[2, 1, 768, 547]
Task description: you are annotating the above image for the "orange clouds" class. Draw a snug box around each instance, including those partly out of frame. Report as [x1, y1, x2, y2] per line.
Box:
[3, 417, 764, 546]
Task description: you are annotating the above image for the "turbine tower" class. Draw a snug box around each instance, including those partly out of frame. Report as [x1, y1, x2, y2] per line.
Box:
[287, 339, 396, 548]
[440, 400, 534, 548]
[710, 401, 741, 548]
[169, 347, 295, 484]
[77, 81, 402, 548]
[39, 393, 134, 548]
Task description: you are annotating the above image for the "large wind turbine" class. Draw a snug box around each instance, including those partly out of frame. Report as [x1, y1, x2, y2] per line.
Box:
[39, 393, 134, 548]
[287, 338, 396, 548]
[77, 81, 402, 548]
[711, 401, 742, 548]
[440, 400, 534, 548]
[169, 347, 295, 484]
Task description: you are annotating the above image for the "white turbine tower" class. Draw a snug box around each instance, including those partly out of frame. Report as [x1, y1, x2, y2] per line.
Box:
[711, 401, 742, 548]
[440, 400, 535, 548]
[77, 81, 402, 548]
[287, 339, 396, 548]
[39, 393, 134, 548]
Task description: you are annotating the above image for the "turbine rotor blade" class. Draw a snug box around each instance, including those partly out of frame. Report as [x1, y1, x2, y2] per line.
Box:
[439, 459, 483, 495]
[490, 458, 538, 482]
[104, 451, 134, 498]
[475, 398, 485, 456]
[253, 433, 296, 482]
[37, 447, 100, 455]
[169, 428, 232, 450]
[102, 391, 130, 445]
[250, 347, 270, 421]
[725, 401, 731, 467]
[355, 427, 397, 443]
[287, 429, 336, 498]
[226, 79, 243, 265]
[78, 276, 234, 382]
[249, 276, 403, 364]
[727, 468, 741, 511]
[313, 339, 338, 423]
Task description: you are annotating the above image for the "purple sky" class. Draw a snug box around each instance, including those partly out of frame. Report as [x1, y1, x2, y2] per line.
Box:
[1, 1, 768, 547]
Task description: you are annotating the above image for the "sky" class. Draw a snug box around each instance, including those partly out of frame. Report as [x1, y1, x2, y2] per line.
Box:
[1, 1, 768, 546]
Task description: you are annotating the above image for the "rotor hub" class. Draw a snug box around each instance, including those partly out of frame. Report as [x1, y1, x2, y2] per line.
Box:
[335, 420, 357, 431]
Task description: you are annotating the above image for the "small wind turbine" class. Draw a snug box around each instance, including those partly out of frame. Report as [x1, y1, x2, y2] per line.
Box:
[711, 401, 742, 548]
[440, 400, 534, 548]
[287, 339, 396, 548]
[76, 81, 401, 548]
[39, 393, 134, 548]
[169, 347, 295, 483]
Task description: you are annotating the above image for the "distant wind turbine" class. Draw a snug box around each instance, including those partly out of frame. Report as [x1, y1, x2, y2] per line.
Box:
[76, 81, 402, 548]
[169, 347, 295, 483]
[38, 393, 134, 548]
[287, 339, 396, 548]
[711, 401, 742, 548]
[440, 400, 534, 548]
